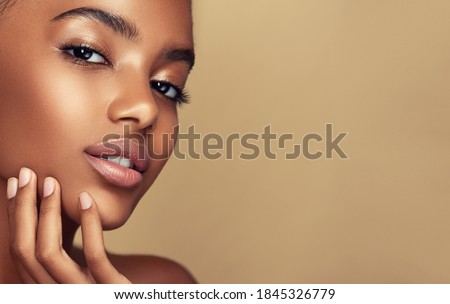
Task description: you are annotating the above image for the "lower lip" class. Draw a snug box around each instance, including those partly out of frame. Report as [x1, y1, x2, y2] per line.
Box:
[85, 153, 143, 188]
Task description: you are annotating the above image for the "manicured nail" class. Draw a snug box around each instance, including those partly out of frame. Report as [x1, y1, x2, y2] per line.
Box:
[7, 178, 18, 199]
[79, 192, 92, 210]
[18, 167, 32, 188]
[43, 177, 55, 198]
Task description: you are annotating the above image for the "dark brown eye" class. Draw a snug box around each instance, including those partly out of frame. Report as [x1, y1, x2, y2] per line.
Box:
[151, 81, 179, 99]
[65, 46, 107, 64]
[150, 81, 189, 105]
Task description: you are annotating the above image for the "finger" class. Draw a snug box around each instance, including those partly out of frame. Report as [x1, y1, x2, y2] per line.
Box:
[6, 177, 18, 241]
[79, 192, 130, 284]
[6, 177, 35, 283]
[37, 178, 62, 252]
[36, 177, 90, 283]
[10, 168, 55, 283]
[13, 263, 37, 284]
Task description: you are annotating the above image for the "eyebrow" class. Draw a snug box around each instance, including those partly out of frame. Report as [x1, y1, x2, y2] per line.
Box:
[164, 49, 196, 71]
[51, 7, 196, 71]
[51, 7, 140, 42]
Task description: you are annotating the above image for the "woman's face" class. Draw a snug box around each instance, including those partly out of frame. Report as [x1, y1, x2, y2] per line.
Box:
[0, 0, 194, 229]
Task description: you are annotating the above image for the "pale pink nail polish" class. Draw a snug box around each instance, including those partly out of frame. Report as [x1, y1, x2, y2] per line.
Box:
[18, 167, 32, 188]
[43, 177, 55, 198]
[7, 178, 18, 200]
[79, 192, 93, 210]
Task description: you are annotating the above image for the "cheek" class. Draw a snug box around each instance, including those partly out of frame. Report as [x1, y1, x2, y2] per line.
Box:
[0, 58, 98, 179]
[148, 104, 179, 159]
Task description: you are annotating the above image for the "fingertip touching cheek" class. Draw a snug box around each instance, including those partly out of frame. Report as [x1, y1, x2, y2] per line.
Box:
[0, 0, 195, 230]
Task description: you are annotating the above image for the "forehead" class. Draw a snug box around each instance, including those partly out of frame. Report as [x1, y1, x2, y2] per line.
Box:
[6, 0, 193, 47]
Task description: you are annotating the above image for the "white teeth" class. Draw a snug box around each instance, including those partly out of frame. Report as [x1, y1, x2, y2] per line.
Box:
[119, 157, 132, 168]
[104, 156, 132, 169]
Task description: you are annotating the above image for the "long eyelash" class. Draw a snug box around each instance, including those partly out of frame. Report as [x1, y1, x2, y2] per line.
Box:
[157, 80, 190, 105]
[176, 88, 190, 105]
[59, 43, 112, 66]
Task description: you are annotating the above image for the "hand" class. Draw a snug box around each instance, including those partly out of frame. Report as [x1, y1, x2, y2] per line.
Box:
[6, 167, 131, 283]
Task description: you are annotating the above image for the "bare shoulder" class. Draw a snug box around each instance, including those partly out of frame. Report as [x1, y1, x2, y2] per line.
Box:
[71, 247, 196, 284]
[108, 253, 197, 284]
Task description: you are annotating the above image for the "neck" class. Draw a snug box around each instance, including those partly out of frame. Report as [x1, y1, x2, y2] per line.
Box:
[0, 177, 79, 283]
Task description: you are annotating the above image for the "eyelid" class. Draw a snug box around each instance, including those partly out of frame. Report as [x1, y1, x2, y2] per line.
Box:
[58, 41, 114, 67]
[151, 80, 190, 105]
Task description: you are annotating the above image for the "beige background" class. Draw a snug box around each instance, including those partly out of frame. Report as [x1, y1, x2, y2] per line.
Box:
[76, 0, 450, 283]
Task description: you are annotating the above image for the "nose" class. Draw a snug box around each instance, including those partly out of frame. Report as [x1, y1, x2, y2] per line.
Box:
[107, 73, 158, 131]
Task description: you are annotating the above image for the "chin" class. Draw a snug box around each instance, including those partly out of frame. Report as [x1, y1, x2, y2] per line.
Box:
[60, 186, 140, 231]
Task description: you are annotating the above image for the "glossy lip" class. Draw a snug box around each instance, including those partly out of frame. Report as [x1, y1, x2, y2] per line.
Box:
[84, 138, 150, 188]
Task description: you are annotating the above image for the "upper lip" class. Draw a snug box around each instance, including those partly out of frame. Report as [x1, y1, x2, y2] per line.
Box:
[84, 138, 150, 173]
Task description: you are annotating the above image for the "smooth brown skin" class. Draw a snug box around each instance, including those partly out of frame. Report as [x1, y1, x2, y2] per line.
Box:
[0, 0, 196, 283]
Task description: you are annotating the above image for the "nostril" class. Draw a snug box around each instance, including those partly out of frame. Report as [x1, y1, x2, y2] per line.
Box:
[117, 116, 140, 124]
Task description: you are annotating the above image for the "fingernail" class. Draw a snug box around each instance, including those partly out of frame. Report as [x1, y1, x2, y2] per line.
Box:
[7, 178, 18, 199]
[43, 177, 55, 198]
[79, 192, 92, 210]
[18, 167, 32, 188]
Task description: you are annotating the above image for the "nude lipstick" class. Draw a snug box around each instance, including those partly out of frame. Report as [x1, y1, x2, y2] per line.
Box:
[84, 138, 150, 188]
